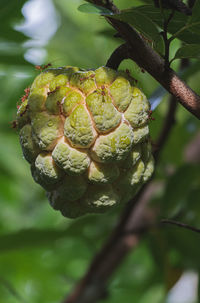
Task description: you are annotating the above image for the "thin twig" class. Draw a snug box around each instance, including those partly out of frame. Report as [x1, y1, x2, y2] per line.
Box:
[161, 219, 200, 234]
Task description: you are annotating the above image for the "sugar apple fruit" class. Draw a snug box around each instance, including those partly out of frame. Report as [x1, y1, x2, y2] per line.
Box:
[16, 66, 154, 218]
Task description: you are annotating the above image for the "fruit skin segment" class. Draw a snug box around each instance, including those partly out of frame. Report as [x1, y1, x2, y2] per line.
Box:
[17, 66, 154, 218]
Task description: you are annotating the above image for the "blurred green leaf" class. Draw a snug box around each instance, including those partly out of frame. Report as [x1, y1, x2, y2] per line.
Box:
[182, 60, 200, 80]
[0, 0, 27, 20]
[0, 214, 111, 252]
[0, 0, 26, 39]
[0, 0, 27, 41]
[0, 0, 29, 66]
[139, 284, 164, 303]
[0, 276, 26, 303]
[160, 164, 200, 218]
[180, 188, 200, 226]
[0, 228, 71, 252]
[78, 3, 113, 15]
[0, 54, 28, 66]
[164, 226, 200, 268]
[0, 26, 26, 42]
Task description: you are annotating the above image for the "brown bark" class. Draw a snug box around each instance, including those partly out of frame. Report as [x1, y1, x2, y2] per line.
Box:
[62, 1, 199, 302]
[89, 0, 200, 119]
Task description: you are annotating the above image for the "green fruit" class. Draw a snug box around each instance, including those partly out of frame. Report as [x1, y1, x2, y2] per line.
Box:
[17, 66, 154, 218]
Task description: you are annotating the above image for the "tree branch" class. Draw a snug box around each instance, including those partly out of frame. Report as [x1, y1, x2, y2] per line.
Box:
[108, 21, 200, 119]
[106, 43, 130, 69]
[63, 183, 152, 303]
[90, 0, 200, 120]
[61, 1, 196, 302]
[62, 74, 178, 303]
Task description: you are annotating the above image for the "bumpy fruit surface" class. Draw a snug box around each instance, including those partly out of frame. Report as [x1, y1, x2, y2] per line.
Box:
[17, 66, 154, 218]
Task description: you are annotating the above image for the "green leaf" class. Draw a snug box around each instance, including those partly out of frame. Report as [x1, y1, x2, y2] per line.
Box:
[182, 60, 200, 80]
[0, 40, 28, 67]
[0, 54, 28, 66]
[0, 229, 68, 252]
[0, 215, 101, 252]
[189, 0, 200, 23]
[160, 164, 200, 218]
[0, 0, 29, 67]
[111, 9, 164, 53]
[134, 5, 200, 44]
[170, 21, 200, 43]
[182, 188, 200, 226]
[0, 0, 26, 21]
[164, 226, 200, 268]
[135, 5, 187, 33]
[173, 44, 200, 61]
[0, 276, 26, 303]
[0, 25, 26, 42]
[78, 3, 113, 15]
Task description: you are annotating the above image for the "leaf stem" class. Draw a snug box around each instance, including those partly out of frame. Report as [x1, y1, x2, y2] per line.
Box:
[161, 10, 175, 68]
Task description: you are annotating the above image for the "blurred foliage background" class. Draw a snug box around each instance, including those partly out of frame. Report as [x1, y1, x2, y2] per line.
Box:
[0, 0, 200, 302]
